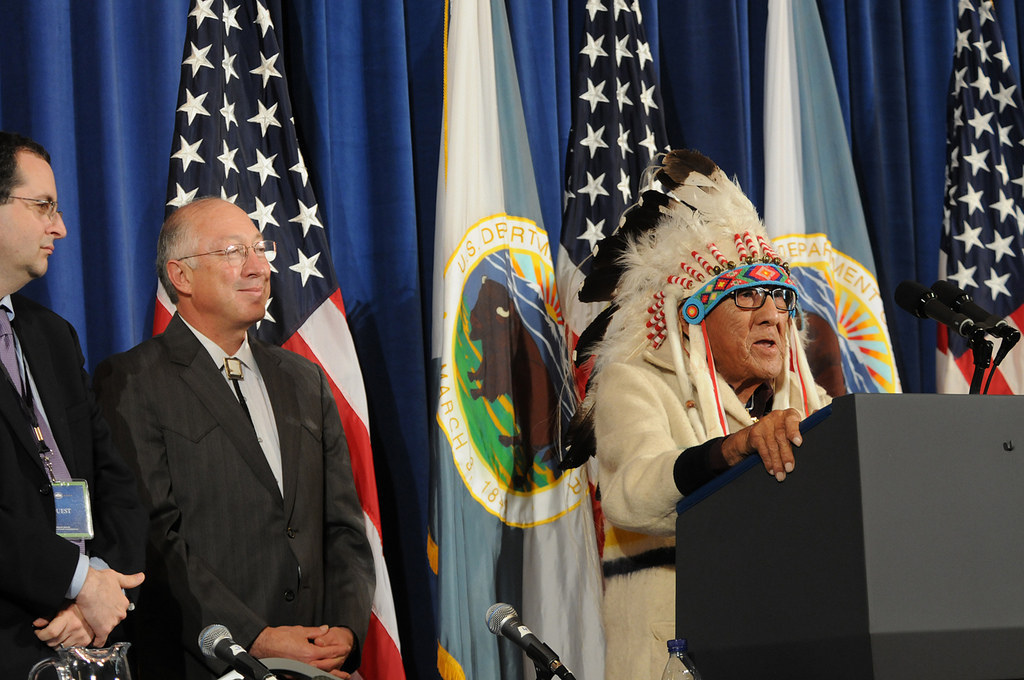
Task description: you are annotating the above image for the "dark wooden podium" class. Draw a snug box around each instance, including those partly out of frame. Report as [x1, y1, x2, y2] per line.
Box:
[675, 393, 1024, 680]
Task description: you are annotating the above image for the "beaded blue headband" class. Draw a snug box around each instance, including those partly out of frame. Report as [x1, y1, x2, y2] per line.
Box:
[681, 262, 797, 324]
[646, 231, 796, 343]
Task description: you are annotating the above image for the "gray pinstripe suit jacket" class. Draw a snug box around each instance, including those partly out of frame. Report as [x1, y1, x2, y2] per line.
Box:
[95, 314, 374, 680]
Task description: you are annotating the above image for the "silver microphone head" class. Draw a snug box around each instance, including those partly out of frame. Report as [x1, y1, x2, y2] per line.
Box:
[198, 623, 232, 660]
[485, 602, 517, 635]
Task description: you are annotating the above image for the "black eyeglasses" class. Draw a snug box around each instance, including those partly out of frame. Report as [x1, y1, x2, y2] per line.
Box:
[8, 195, 62, 222]
[178, 240, 277, 267]
[730, 286, 797, 312]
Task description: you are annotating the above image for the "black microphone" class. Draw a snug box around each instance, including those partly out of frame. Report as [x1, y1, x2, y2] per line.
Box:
[895, 280, 979, 338]
[931, 279, 1020, 338]
[199, 624, 278, 680]
[485, 603, 576, 680]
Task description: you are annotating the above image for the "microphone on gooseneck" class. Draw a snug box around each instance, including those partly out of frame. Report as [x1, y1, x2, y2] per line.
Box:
[931, 279, 1021, 378]
[485, 603, 577, 680]
[198, 624, 278, 680]
[931, 279, 1020, 340]
[894, 280, 980, 338]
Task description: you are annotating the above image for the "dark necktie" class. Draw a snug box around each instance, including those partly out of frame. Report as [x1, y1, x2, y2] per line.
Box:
[224, 356, 254, 425]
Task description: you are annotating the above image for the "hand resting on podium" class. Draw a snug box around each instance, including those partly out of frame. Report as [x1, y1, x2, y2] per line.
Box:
[720, 407, 804, 482]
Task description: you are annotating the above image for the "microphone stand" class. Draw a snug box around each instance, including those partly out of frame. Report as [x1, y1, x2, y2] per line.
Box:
[968, 327, 993, 394]
[983, 327, 1021, 394]
[533, 662, 556, 680]
[532, 659, 576, 680]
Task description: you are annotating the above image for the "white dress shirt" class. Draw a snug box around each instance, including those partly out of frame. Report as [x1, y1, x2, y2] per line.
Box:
[179, 317, 284, 495]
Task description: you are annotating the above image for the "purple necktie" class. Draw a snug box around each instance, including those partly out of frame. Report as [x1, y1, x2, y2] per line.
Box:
[0, 308, 83, 551]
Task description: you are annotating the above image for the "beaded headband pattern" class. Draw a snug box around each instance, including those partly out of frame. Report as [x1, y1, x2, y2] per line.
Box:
[645, 229, 796, 347]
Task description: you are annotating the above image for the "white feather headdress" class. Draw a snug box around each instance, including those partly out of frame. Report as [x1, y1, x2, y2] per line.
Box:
[563, 149, 822, 467]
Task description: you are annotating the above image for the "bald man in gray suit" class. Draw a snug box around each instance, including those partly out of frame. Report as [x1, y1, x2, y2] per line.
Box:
[95, 198, 374, 680]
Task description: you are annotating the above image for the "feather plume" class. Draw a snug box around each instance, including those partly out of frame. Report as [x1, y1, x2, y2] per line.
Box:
[574, 303, 617, 366]
[656, 148, 718, 189]
[578, 190, 672, 303]
[561, 400, 596, 470]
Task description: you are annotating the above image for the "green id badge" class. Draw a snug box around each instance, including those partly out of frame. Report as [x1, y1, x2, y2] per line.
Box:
[53, 480, 94, 540]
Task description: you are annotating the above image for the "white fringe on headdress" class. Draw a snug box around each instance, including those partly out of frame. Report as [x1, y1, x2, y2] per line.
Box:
[662, 288, 706, 440]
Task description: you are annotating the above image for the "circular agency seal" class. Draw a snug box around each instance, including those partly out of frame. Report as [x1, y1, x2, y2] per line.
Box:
[772, 233, 901, 393]
[437, 213, 588, 528]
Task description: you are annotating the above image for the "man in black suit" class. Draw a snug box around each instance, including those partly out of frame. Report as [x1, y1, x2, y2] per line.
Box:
[0, 131, 147, 676]
[95, 197, 375, 679]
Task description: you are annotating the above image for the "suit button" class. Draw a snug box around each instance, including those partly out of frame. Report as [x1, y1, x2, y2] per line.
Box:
[284, 590, 295, 602]
[286, 528, 296, 538]
[39, 486, 50, 495]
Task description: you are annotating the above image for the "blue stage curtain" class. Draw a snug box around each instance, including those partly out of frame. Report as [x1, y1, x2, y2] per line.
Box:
[2, 2, 1020, 678]
[818, 2, 954, 395]
[0, 0, 186, 361]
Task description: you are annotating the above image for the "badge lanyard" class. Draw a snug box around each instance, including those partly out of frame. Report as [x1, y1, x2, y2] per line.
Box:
[0, 343, 59, 479]
[0, 337, 94, 540]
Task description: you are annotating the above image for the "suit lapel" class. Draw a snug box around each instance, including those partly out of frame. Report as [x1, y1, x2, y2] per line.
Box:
[0, 370, 41, 465]
[254, 341, 299, 520]
[163, 316, 282, 502]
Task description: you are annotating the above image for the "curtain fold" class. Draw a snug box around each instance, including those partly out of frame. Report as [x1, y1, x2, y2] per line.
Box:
[282, 1, 437, 671]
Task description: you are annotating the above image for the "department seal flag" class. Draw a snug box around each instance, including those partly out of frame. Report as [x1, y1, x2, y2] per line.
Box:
[429, 1, 604, 679]
[764, 0, 901, 396]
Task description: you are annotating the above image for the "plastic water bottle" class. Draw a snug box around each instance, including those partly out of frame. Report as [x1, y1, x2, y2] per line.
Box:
[660, 638, 702, 680]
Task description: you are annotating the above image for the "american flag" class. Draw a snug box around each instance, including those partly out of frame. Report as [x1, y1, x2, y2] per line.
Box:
[938, 0, 1024, 394]
[556, 0, 669, 361]
[157, 1, 405, 677]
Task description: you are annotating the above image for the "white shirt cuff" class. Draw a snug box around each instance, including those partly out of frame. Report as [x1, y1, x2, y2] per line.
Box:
[65, 555, 111, 600]
[65, 554, 91, 599]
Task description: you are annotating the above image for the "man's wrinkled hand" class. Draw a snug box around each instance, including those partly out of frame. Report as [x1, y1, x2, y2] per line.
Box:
[312, 626, 354, 677]
[33, 604, 95, 648]
[251, 625, 353, 677]
[721, 408, 803, 481]
[75, 567, 144, 646]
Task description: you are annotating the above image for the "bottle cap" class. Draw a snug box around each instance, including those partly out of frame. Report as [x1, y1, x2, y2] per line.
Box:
[667, 638, 689, 653]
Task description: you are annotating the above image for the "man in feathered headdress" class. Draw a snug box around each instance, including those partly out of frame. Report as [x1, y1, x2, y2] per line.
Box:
[564, 150, 830, 680]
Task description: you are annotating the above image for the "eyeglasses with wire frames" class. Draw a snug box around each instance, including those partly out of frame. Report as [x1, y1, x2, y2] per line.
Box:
[7, 196, 62, 222]
[177, 240, 277, 267]
[730, 286, 798, 312]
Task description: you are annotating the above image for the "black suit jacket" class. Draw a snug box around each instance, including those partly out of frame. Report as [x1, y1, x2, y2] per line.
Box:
[94, 314, 375, 680]
[0, 294, 147, 677]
